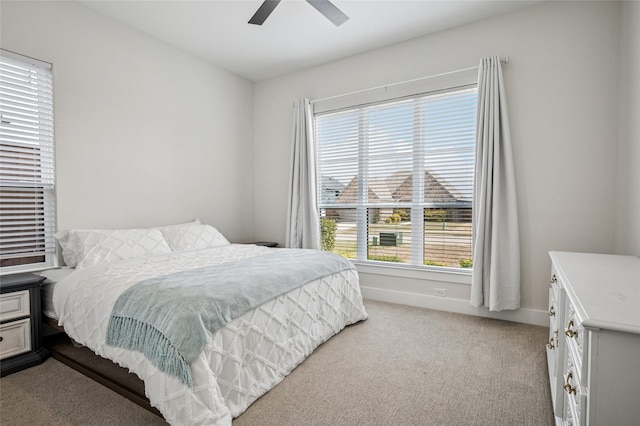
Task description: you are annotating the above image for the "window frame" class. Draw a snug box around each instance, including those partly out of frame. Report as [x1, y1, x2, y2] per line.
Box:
[0, 49, 57, 275]
[314, 78, 477, 274]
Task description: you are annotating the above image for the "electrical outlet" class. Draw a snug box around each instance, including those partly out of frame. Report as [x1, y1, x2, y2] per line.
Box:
[434, 288, 447, 297]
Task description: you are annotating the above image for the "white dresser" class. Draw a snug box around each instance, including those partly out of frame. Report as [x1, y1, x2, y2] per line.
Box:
[547, 252, 640, 426]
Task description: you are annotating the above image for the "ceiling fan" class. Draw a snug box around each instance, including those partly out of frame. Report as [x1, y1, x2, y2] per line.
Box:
[249, 0, 349, 27]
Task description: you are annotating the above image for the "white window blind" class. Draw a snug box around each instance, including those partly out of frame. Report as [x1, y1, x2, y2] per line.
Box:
[316, 86, 477, 270]
[0, 50, 56, 274]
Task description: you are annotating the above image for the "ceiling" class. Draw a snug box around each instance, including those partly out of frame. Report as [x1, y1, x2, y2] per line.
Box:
[79, 0, 539, 81]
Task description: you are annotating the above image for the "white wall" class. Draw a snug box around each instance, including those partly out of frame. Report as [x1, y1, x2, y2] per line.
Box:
[1, 1, 632, 324]
[616, 1, 640, 257]
[253, 1, 622, 322]
[1, 1, 256, 242]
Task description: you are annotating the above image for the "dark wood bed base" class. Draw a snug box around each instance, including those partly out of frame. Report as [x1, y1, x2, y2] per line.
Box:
[44, 316, 64, 332]
[43, 317, 163, 419]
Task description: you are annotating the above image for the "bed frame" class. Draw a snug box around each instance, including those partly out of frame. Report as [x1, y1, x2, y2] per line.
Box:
[43, 318, 162, 418]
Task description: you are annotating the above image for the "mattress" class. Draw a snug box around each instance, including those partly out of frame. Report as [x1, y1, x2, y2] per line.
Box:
[39, 267, 74, 320]
[50, 244, 367, 425]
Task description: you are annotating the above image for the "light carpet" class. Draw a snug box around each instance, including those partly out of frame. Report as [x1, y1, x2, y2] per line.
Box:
[0, 300, 553, 425]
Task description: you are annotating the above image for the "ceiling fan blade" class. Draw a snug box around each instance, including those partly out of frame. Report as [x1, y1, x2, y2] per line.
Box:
[248, 0, 282, 25]
[306, 0, 349, 26]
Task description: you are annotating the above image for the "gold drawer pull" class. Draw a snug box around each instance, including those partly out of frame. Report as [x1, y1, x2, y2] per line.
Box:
[548, 306, 555, 317]
[565, 320, 579, 338]
[547, 337, 555, 349]
[564, 372, 577, 395]
[549, 274, 557, 284]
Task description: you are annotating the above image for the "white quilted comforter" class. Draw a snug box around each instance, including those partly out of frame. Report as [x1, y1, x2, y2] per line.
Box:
[52, 244, 368, 425]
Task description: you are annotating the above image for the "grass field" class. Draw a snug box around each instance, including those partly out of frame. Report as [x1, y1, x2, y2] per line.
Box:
[330, 221, 473, 268]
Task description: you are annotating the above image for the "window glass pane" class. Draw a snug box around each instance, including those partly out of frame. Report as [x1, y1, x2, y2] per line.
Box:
[424, 208, 473, 268]
[316, 86, 477, 271]
[320, 208, 356, 259]
[368, 208, 410, 263]
[0, 50, 55, 273]
[423, 91, 476, 204]
[366, 100, 414, 204]
[316, 111, 358, 207]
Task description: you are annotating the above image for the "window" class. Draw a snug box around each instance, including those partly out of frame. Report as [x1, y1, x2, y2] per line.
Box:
[315, 86, 477, 270]
[0, 50, 56, 274]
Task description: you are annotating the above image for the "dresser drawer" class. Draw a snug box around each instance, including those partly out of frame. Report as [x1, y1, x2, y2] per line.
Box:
[547, 288, 559, 355]
[0, 290, 30, 322]
[549, 269, 560, 301]
[564, 300, 585, 368]
[549, 252, 640, 426]
[0, 318, 32, 360]
[548, 288, 558, 328]
[563, 347, 587, 426]
[564, 401, 575, 426]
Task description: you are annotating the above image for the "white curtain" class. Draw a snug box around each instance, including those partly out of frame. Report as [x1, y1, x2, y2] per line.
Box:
[471, 56, 520, 311]
[286, 98, 321, 249]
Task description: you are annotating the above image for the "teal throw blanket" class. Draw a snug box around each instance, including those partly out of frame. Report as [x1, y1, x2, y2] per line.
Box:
[105, 249, 355, 387]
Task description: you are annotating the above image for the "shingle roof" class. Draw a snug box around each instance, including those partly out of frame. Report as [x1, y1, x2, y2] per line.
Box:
[332, 169, 466, 204]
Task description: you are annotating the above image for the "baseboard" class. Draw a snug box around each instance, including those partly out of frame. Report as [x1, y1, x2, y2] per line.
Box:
[360, 286, 548, 326]
[0, 348, 50, 377]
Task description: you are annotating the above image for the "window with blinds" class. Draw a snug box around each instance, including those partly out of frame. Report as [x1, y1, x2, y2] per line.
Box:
[0, 50, 56, 273]
[315, 86, 477, 270]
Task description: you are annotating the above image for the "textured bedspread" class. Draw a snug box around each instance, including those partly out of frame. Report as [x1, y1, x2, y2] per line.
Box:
[52, 245, 367, 425]
[106, 250, 355, 386]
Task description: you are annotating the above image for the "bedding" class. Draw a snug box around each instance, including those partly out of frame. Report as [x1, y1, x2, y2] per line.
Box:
[52, 243, 367, 425]
[55, 228, 173, 268]
[158, 222, 230, 251]
[106, 250, 355, 387]
[39, 267, 74, 320]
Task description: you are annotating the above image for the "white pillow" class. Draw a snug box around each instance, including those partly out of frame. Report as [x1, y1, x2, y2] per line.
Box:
[153, 219, 201, 234]
[55, 230, 81, 268]
[55, 228, 173, 268]
[159, 223, 230, 252]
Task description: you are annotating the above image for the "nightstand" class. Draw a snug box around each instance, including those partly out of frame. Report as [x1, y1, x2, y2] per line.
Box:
[0, 273, 50, 376]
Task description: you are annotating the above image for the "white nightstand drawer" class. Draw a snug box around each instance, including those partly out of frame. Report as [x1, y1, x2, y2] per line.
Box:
[0, 290, 30, 322]
[0, 318, 32, 360]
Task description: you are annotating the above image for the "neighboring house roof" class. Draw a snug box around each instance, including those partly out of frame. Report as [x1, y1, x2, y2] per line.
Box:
[328, 169, 469, 205]
[334, 176, 382, 203]
[319, 175, 346, 204]
[391, 170, 466, 203]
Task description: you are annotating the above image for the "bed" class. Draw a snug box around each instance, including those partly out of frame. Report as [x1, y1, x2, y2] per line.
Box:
[41, 221, 368, 425]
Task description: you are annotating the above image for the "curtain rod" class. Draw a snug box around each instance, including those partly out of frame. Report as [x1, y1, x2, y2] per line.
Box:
[311, 56, 509, 105]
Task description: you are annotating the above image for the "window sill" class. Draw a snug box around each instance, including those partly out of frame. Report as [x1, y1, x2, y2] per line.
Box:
[353, 260, 472, 285]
